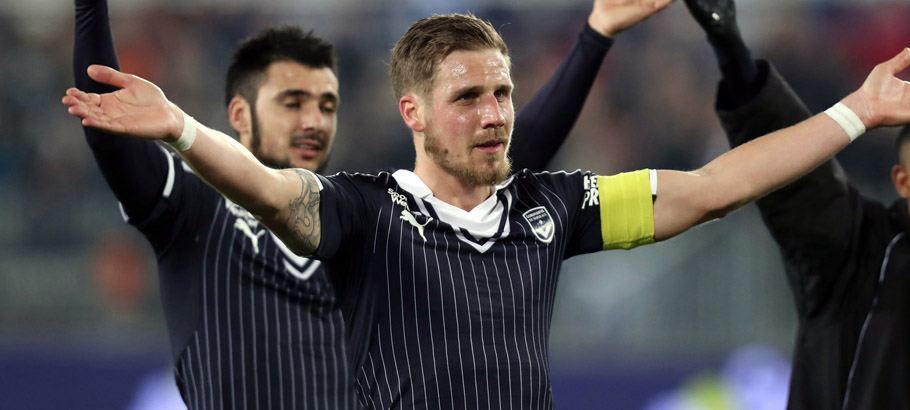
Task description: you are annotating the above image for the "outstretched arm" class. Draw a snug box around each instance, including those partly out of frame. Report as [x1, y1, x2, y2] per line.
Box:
[652, 48, 910, 241]
[718, 63, 859, 265]
[75, 0, 172, 224]
[63, 65, 322, 255]
[511, 0, 675, 171]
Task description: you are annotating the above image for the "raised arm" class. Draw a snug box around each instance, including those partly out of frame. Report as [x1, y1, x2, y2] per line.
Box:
[75, 0, 173, 224]
[511, 0, 675, 171]
[63, 65, 322, 255]
[652, 48, 910, 241]
[718, 63, 860, 262]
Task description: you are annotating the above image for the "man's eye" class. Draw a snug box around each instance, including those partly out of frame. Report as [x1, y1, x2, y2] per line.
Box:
[285, 102, 301, 109]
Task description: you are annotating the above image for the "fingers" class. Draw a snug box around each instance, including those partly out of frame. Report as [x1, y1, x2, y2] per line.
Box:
[87, 64, 133, 89]
[653, 0, 676, 11]
[62, 87, 101, 108]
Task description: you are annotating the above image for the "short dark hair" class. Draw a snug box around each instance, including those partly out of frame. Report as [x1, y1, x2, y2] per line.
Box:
[389, 13, 510, 100]
[898, 124, 910, 163]
[225, 26, 337, 107]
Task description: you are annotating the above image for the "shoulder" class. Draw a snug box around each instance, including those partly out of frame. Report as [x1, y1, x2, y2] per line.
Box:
[508, 169, 590, 190]
[317, 170, 399, 204]
[321, 169, 395, 185]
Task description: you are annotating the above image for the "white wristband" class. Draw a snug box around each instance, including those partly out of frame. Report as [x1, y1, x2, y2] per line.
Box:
[824, 102, 865, 142]
[167, 112, 197, 152]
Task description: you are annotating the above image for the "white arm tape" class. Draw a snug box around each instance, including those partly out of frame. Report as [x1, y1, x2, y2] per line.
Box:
[824, 102, 865, 142]
[167, 112, 197, 152]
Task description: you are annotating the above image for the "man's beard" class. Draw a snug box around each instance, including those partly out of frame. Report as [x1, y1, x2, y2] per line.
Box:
[249, 111, 329, 173]
[423, 122, 512, 187]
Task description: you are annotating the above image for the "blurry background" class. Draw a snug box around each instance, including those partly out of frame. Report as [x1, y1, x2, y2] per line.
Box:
[1, 0, 908, 408]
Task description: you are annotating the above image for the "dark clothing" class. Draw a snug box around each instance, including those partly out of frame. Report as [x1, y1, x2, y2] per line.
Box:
[315, 169, 618, 410]
[718, 61, 910, 410]
[77, 2, 353, 407]
[511, 24, 613, 171]
[73, 0, 613, 407]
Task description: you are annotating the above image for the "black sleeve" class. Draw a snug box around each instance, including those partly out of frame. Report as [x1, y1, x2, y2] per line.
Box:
[74, 0, 170, 224]
[717, 61, 858, 274]
[510, 23, 613, 171]
[313, 172, 372, 261]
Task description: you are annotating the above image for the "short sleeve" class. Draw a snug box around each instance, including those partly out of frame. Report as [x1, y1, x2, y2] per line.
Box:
[536, 169, 655, 258]
[128, 148, 217, 254]
[313, 172, 371, 261]
[596, 169, 655, 250]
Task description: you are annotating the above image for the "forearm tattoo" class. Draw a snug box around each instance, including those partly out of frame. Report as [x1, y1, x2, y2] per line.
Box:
[286, 169, 321, 253]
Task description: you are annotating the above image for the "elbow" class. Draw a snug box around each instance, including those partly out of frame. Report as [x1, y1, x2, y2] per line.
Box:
[689, 168, 753, 223]
[687, 189, 743, 226]
[697, 190, 756, 224]
[702, 203, 736, 222]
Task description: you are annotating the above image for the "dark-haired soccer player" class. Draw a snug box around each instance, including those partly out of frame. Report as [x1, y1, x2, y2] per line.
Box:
[683, 0, 910, 408]
[73, 0, 670, 408]
[66, 9, 910, 410]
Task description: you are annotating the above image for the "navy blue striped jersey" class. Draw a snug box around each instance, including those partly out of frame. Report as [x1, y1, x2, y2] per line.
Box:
[129, 149, 354, 409]
[314, 169, 654, 409]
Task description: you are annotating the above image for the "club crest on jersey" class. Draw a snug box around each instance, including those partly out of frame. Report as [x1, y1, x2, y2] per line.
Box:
[523, 206, 554, 243]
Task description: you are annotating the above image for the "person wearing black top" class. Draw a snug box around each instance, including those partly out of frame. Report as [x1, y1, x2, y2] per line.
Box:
[684, 0, 910, 408]
[73, 0, 669, 408]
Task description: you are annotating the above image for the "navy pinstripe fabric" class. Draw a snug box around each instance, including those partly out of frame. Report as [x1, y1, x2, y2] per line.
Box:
[317, 169, 605, 409]
[137, 154, 355, 410]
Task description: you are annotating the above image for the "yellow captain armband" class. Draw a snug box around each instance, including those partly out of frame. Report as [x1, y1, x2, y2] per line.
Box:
[597, 169, 655, 250]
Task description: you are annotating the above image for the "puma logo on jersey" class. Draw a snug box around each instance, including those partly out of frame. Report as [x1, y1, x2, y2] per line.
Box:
[400, 209, 433, 242]
[234, 218, 266, 254]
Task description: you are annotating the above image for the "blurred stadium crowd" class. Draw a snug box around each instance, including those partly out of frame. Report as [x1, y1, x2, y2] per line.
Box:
[0, 0, 908, 408]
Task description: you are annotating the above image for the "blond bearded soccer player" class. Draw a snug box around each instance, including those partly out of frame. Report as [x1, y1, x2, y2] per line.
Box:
[65, 11, 910, 410]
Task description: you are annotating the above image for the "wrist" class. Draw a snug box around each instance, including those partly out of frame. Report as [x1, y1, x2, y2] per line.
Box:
[588, 14, 619, 39]
[840, 92, 874, 130]
[164, 103, 185, 143]
[824, 99, 866, 142]
[165, 107, 197, 152]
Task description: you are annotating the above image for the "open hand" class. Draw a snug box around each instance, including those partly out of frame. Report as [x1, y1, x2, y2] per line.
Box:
[63, 65, 183, 141]
[589, 0, 676, 38]
[845, 48, 910, 129]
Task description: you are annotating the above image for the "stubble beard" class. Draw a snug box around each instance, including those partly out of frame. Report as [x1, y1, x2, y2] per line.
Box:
[423, 122, 512, 187]
[249, 111, 329, 173]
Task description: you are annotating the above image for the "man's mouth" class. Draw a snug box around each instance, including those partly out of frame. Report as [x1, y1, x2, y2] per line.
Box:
[290, 137, 324, 159]
[474, 138, 505, 154]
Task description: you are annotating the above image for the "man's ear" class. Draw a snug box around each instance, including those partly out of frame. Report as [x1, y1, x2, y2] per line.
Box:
[399, 94, 425, 133]
[228, 96, 253, 146]
[892, 164, 910, 199]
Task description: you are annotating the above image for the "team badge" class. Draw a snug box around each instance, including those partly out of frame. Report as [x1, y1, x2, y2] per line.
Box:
[523, 206, 554, 243]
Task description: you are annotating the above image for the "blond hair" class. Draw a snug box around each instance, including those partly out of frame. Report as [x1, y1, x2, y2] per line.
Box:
[390, 13, 510, 100]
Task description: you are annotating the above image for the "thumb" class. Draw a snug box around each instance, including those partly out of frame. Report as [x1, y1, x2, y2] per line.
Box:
[87, 64, 134, 89]
[883, 48, 910, 75]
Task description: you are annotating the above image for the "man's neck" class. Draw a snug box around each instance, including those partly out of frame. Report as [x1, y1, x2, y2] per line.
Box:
[413, 167, 495, 212]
